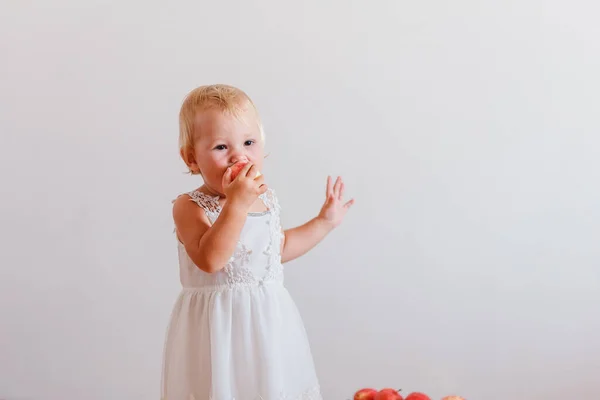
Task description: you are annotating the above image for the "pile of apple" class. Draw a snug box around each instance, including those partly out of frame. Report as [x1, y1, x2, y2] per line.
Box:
[354, 388, 464, 400]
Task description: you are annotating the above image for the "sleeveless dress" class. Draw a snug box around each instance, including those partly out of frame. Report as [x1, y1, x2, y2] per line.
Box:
[161, 189, 322, 400]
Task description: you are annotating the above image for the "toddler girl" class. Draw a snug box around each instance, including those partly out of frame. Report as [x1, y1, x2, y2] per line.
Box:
[161, 84, 354, 400]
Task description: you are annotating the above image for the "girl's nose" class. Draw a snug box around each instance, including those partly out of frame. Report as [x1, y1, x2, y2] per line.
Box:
[229, 151, 248, 165]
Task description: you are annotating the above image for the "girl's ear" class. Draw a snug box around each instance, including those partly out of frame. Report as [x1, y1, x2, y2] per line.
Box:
[180, 148, 200, 174]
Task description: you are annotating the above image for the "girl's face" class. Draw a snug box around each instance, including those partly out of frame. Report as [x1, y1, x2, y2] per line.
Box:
[189, 106, 264, 195]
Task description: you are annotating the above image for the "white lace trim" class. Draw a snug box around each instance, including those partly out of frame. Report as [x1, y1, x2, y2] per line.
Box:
[261, 189, 284, 282]
[187, 191, 222, 216]
[224, 242, 258, 286]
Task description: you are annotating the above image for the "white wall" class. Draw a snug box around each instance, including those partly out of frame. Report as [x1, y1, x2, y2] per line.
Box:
[1, 1, 599, 399]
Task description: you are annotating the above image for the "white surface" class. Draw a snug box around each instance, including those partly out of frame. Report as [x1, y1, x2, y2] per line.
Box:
[1, 1, 599, 399]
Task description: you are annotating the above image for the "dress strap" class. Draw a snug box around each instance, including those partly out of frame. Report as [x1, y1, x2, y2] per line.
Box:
[260, 188, 281, 214]
[186, 191, 222, 214]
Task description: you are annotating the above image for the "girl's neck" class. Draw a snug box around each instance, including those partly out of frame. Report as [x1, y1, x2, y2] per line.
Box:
[198, 184, 224, 199]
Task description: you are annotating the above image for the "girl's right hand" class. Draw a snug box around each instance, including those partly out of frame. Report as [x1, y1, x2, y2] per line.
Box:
[222, 163, 267, 212]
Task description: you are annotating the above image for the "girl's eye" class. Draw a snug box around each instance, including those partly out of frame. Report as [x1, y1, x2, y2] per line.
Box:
[214, 145, 227, 151]
[244, 140, 255, 146]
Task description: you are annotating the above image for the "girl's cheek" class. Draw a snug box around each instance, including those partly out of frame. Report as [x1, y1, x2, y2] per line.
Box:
[252, 146, 264, 158]
[213, 152, 227, 165]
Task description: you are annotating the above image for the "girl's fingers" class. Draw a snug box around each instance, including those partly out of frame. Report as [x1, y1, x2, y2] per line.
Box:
[326, 176, 333, 198]
[333, 176, 342, 198]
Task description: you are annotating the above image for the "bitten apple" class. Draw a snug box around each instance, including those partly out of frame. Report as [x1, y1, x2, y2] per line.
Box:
[229, 162, 261, 181]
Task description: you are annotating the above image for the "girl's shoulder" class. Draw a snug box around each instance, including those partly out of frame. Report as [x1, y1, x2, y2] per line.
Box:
[172, 187, 222, 213]
[171, 190, 213, 240]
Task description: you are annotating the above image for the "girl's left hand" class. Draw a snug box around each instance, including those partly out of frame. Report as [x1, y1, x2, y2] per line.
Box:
[317, 176, 354, 229]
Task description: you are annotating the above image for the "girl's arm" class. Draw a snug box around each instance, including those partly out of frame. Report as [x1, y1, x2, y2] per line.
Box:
[174, 197, 248, 273]
[281, 217, 333, 263]
[281, 176, 354, 263]
[175, 164, 267, 273]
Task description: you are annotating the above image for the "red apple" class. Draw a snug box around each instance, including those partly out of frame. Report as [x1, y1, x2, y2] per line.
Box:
[404, 393, 431, 400]
[229, 162, 247, 180]
[374, 388, 403, 400]
[229, 162, 261, 181]
[354, 388, 378, 400]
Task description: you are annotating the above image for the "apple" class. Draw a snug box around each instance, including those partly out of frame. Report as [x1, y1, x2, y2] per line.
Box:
[374, 388, 403, 400]
[404, 393, 431, 400]
[441, 397, 465, 400]
[229, 162, 261, 181]
[354, 388, 378, 400]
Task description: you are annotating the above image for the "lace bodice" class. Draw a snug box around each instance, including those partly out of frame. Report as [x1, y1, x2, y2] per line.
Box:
[176, 189, 285, 291]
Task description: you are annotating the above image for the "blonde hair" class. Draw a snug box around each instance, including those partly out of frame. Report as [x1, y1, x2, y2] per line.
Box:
[179, 84, 265, 175]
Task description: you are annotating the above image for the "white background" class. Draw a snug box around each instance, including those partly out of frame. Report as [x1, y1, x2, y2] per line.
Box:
[1, 1, 599, 399]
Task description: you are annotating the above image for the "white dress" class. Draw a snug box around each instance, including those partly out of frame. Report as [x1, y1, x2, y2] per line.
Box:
[161, 189, 322, 400]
